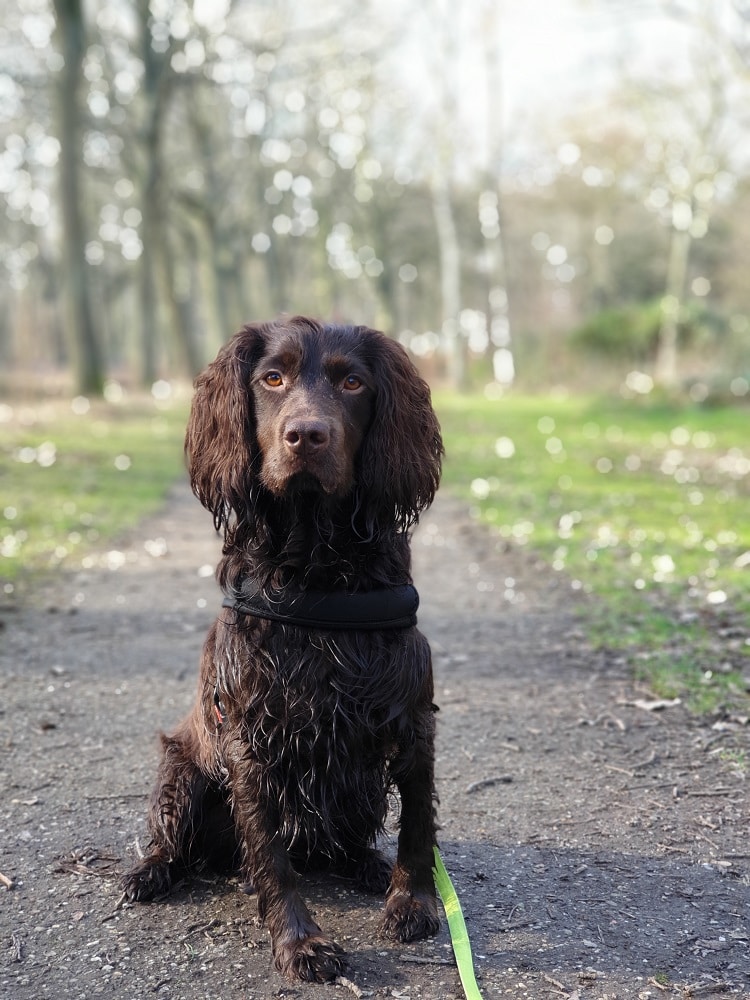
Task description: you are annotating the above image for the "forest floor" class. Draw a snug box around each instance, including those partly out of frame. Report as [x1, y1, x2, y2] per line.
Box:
[1, 484, 748, 1000]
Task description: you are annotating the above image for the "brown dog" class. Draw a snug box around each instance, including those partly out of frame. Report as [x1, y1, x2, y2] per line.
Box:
[122, 317, 443, 982]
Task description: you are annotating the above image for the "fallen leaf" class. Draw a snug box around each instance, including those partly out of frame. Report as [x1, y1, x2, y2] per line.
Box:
[629, 698, 682, 712]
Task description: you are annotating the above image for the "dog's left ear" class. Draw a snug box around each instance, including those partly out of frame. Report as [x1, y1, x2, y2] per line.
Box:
[185, 324, 266, 533]
[356, 330, 443, 530]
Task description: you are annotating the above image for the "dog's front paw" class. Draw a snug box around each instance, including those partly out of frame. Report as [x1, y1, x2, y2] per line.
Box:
[121, 856, 176, 902]
[381, 888, 440, 942]
[274, 934, 348, 983]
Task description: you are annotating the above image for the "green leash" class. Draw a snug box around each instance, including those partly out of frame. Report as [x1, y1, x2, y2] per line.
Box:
[433, 846, 485, 1000]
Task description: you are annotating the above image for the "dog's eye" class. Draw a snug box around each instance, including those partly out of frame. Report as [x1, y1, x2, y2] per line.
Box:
[343, 375, 362, 391]
[264, 372, 284, 388]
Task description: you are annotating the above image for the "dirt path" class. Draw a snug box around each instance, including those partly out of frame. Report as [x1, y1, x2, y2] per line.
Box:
[1, 485, 748, 999]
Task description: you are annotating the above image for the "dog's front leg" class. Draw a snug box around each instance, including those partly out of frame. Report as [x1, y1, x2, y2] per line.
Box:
[381, 713, 440, 942]
[226, 747, 347, 982]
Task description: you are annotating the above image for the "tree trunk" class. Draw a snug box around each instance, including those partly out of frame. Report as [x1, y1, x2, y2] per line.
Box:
[138, 0, 164, 386]
[185, 97, 239, 353]
[159, 224, 203, 377]
[482, 0, 514, 387]
[431, 173, 466, 388]
[429, 0, 466, 389]
[52, 0, 104, 395]
[136, 0, 198, 383]
[139, 206, 160, 385]
[655, 225, 691, 388]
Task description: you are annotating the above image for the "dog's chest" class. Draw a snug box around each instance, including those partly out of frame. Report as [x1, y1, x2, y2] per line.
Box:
[222, 628, 415, 762]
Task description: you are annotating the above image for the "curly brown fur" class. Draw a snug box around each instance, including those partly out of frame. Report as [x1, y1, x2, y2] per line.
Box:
[122, 317, 443, 983]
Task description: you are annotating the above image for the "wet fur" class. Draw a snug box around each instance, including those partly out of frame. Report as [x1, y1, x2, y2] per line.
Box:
[122, 317, 443, 982]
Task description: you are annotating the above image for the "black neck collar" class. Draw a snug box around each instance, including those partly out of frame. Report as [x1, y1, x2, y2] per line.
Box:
[222, 580, 419, 631]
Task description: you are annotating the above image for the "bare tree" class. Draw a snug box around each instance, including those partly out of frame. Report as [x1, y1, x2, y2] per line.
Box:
[426, 0, 467, 388]
[652, 6, 736, 387]
[52, 0, 103, 394]
[136, 0, 204, 383]
[479, 0, 514, 387]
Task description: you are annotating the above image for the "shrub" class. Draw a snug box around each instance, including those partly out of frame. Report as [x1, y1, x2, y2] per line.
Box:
[570, 301, 726, 361]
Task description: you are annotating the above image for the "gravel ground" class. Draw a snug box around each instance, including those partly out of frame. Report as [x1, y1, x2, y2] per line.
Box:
[1, 484, 748, 999]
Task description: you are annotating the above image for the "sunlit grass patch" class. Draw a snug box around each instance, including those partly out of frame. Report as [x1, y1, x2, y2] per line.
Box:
[435, 391, 750, 713]
[717, 747, 748, 776]
[0, 392, 190, 591]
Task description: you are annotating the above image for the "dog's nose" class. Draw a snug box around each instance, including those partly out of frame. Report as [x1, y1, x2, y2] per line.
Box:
[284, 419, 331, 455]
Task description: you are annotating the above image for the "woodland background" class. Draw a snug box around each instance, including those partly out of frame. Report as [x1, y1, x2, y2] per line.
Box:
[1, 0, 750, 398]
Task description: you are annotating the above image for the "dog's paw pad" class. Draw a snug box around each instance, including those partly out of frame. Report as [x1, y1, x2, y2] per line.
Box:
[276, 935, 348, 983]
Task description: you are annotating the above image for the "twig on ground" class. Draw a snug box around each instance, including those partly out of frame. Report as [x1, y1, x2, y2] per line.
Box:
[55, 856, 117, 879]
[178, 919, 221, 942]
[334, 976, 370, 996]
[631, 749, 658, 769]
[646, 976, 670, 992]
[684, 981, 734, 997]
[603, 763, 636, 778]
[399, 954, 454, 966]
[695, 831, 720, 851]
[0, 871, 16, 890]
[466, 775, 513, 793]
[685, 789, 733, 798]
[619, 697, 681, 712]
[102, 892, 128, 921]
[540, 971, 566, 991]
[83, 793, 147, 801]
[498, 917, 535, 933]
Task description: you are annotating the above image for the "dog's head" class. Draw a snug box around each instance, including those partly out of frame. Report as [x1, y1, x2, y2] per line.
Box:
[185, 317, 442, 535]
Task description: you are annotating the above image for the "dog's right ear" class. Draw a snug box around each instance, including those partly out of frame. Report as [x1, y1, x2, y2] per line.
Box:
[185, 324, 266, 533]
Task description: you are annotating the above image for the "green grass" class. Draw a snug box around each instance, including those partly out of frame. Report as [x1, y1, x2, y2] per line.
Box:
[0, 393, 189, 592]
[435, 391, 750, 713]
[2, 386, 748, 714]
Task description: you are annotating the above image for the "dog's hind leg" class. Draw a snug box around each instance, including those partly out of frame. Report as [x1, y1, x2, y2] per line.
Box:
[122, 731, 214, 901]
[345, 847, 393, 895]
